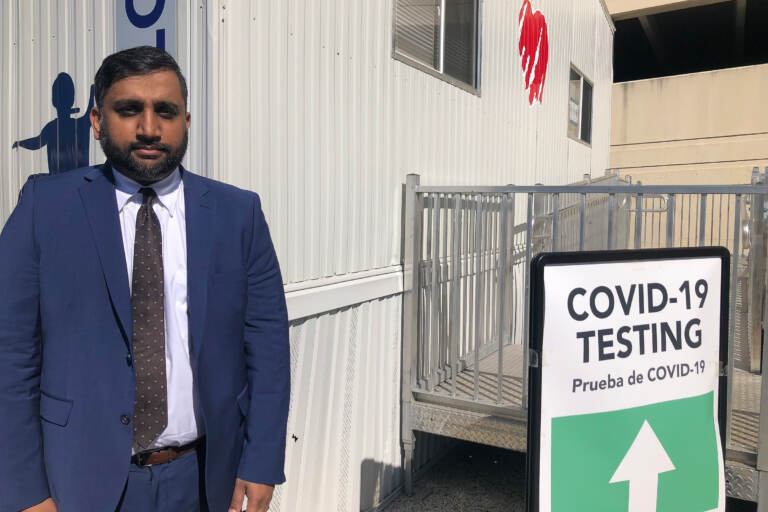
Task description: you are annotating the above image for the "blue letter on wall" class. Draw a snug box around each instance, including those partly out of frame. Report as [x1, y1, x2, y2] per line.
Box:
[125, 0, 166, 49]
[125, 0, 165, 28]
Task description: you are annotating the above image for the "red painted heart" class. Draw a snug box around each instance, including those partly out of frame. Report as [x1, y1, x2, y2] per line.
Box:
[519, 0, 549, 105]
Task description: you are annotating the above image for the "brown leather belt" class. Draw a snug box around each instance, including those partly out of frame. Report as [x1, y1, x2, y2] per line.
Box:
[131, 439, 200, 466]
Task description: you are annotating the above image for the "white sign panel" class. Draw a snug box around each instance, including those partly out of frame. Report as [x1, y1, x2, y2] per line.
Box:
[116, 0, 177, 57]
[528, 250, 728, 512]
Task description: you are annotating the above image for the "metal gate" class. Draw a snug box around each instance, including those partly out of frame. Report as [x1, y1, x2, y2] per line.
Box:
[401, 170, 768, 503]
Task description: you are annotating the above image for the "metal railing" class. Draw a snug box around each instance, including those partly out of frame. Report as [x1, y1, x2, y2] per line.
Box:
[402, 170, 768, 453]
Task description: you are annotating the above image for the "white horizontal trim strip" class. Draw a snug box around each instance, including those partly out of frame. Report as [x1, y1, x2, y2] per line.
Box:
[285, 267, 404, 321]
[284, 265, 402, 293]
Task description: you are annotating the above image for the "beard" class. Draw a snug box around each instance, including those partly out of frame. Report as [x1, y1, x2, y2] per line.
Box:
[99, 122, 188, 184]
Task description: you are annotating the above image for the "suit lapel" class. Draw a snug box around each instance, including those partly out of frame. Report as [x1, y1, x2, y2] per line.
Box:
[79, 166, 133, 348]
[183, 169, 215, 361]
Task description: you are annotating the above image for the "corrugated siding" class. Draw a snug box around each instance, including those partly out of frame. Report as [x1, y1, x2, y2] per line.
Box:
[212, 0, 614, 284]
[2, 1, 613, 282]
[275, 296, 405, 511]
[591, 3, 614, 176]
[1, 0, 209, 223]
[0, 1, 17, 221]
[570, 0, 596, 80]
[273, 295, 452, 512]
[2, 0, 108, 220]
[213, 0, 399, 284]
[176, 0, 213, 175]
[567, 0, 597, 179]
[534, 0, 576, 184]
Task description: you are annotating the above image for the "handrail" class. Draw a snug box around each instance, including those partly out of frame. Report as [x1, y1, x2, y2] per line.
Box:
[402, 170, 768, 503]
[416, 184, 768, 194]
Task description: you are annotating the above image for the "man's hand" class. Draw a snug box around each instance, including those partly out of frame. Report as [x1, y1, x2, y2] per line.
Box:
[22, 498, 57, 512]
[229, 478, 274, 512]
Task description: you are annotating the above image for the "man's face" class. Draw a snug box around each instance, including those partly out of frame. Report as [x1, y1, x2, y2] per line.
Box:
[90, 70, 191, 184]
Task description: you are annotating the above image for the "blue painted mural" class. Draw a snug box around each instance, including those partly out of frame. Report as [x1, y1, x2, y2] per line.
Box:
[12, 73, 94, 174]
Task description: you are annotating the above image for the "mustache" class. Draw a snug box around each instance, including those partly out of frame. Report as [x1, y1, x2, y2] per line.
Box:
[130, 142, 171, 152]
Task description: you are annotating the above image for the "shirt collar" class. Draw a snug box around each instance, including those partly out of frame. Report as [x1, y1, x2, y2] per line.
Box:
[113, 167, 182, 217]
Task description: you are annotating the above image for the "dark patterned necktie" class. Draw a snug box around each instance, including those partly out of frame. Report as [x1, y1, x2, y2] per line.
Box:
[131, 187, 168, 450]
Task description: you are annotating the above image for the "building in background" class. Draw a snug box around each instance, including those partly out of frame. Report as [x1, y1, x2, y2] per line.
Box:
[606, 0, 768, 184]
[1, 1, 613, 510]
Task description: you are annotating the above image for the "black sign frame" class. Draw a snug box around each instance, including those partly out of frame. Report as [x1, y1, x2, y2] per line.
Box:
[526, 247, 730, 512]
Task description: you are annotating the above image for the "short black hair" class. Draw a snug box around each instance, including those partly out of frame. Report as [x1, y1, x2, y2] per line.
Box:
[94, 46, 188, 109]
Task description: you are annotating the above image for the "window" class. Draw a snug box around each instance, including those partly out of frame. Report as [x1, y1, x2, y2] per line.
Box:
[394, 0, 480, 90]
[568, 67, 592, 145]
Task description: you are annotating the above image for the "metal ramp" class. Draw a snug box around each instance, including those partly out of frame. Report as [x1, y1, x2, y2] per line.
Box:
[401, 170, 768, 504]
[408, 343, 526, 452]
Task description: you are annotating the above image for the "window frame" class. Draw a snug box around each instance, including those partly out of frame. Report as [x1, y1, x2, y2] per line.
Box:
[392, 0, 483, 96]
[567, 65, 593, 147]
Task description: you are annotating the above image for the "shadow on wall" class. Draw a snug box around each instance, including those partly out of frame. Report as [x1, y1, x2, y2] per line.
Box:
[360, 459, 400, 512]
[12, 72, 94, 174]
[360, 432, 457, 511]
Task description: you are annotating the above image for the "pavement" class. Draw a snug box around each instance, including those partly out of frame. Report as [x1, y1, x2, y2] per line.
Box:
[383, 441, 757, 512]
[384, 442, 526, 512]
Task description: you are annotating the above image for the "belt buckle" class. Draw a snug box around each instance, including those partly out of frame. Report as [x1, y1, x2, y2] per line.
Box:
[136, 451, 149, 466]
[136, 449, 158, 466]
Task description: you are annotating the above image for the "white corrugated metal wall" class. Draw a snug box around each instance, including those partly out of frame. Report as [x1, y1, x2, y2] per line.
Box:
[210, 2, 613, 504]
[277, 295, 404, 511]
[2, 0, 104, 220]
[277, 293, 452, 511]
[213, 0, 614, 285]
[1, 1, 613, 510]
[591, 2, 614, 176]
[1, 0, 210, 222]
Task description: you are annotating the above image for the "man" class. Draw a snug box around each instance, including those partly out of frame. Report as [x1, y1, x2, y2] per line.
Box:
[0, 47, 290, 512]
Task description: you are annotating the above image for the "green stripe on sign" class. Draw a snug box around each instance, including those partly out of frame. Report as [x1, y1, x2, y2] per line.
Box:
[551, 392, 719, 511]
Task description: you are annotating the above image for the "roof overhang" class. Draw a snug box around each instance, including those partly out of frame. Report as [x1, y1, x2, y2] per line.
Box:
[606, 0, 731, 21]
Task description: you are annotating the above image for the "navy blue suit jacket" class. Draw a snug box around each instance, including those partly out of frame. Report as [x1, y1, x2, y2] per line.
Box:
[0, 165, 290, 511]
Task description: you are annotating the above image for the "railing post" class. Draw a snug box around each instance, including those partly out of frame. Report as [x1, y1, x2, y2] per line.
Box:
[473, 195, 484, 401]
[727, 194, 742, 449]
[429, 194, 440, 390]
[666, 195, 676, 247]
[759, 171, 768, 494]
[699, 194, 708, 246]
[634, 193, 644, 249]
[401, 173, 422, 496]
[523, 193, 534, 409]
[607, 193, 615, 250]
[551, 193, 559, 251]
[533, 186, 546, 255]
[450, 194, 462, 397]
[579, 193, 586, 251]
[497, 193, 509, 404]
[749, 173, 767, 374]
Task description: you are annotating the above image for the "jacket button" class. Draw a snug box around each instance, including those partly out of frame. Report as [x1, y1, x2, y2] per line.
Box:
[121, 414, 131, 425]
[126, 354, 133, 367]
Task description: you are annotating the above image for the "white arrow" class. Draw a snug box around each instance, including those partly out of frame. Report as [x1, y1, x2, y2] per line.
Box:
[610, 420, 675, 512]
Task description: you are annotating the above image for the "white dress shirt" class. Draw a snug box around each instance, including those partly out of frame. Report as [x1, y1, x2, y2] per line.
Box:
[113, 168, 202, 451]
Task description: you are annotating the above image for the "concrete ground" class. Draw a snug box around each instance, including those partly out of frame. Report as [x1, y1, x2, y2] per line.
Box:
[383, 441, 757, 512]
[384, 442, 526, 512]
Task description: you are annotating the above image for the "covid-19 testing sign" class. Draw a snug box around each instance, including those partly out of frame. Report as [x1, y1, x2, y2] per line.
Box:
[527, 248, 729, 512]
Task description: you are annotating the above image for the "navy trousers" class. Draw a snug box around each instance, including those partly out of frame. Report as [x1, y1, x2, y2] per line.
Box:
[116, 450, 208, 512]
